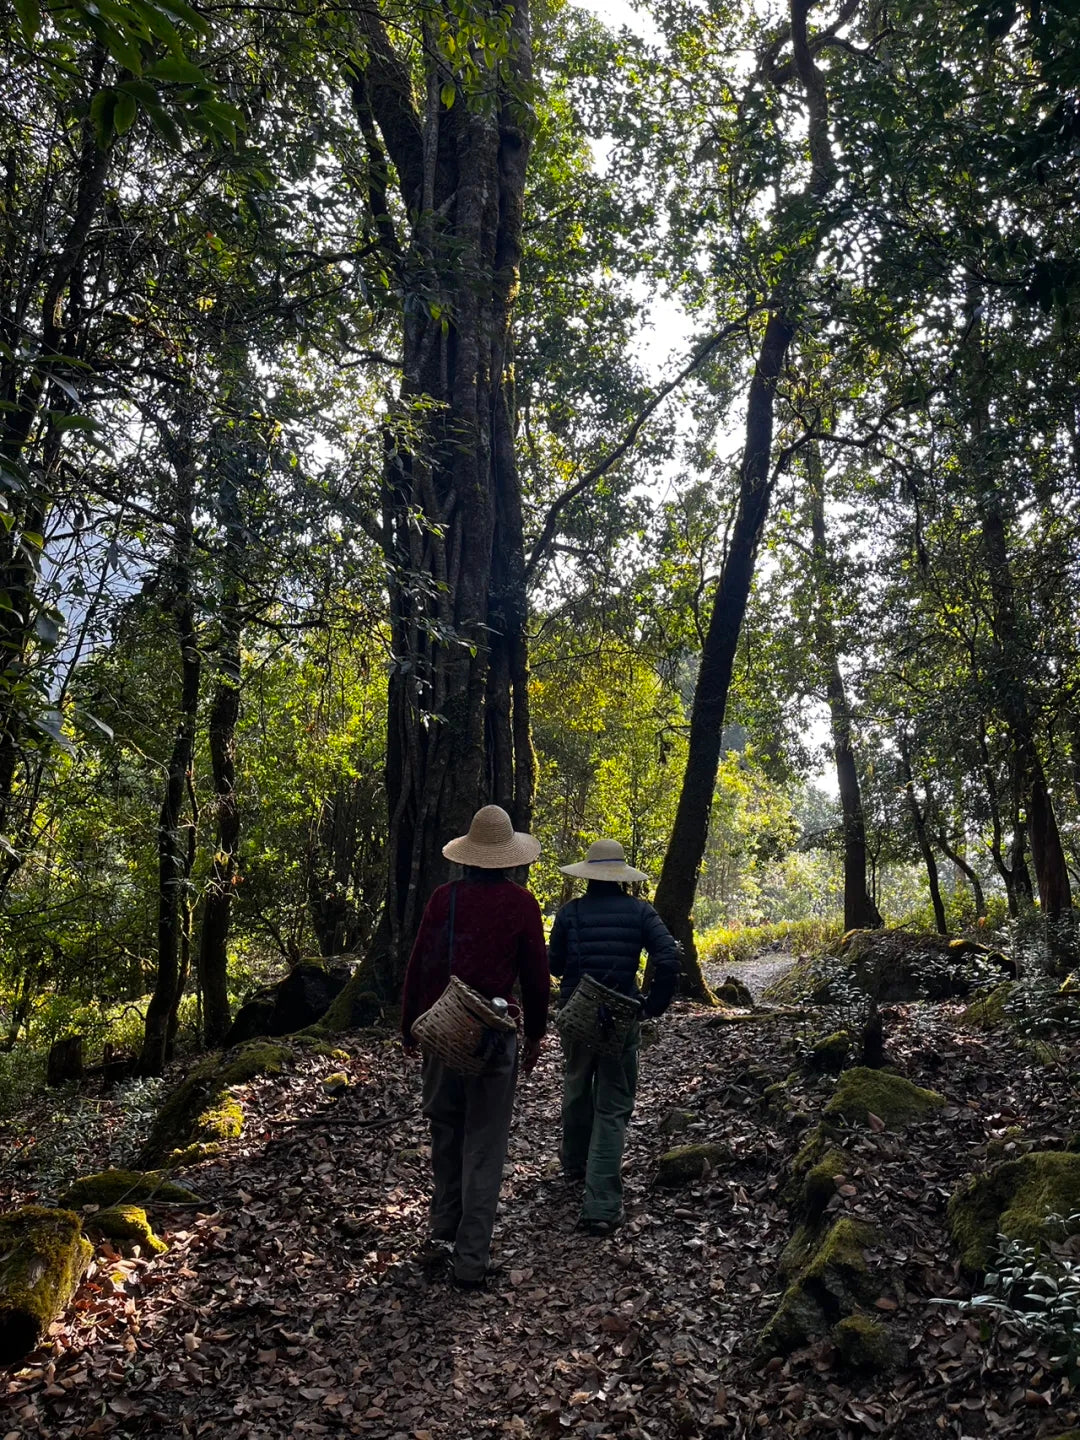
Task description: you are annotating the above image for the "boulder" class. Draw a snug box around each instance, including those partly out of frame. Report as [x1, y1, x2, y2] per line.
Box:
[138, 1041, 291, 1166]
[960, 982, 1015, 1030]
[86, 1205, 167, 1257]
[0, 1207, 92, 1364]
[759, 1217, 878, 1357]
[656, 1143, 730, 1185]
[659, 1108, 697, 1137]
[832, 1313, 901, 1370]
[61, 1169, 200, 1208]
[948, 1151, 1080, 1272]
[823, 1067, 944, 1129]
[789, 1125, 850, 1220]
[224, 961, 353, 1045]
[805, 1030, 851, 1074]
[715, 976, 753, 1007]
[764, 928, 1003, 1006]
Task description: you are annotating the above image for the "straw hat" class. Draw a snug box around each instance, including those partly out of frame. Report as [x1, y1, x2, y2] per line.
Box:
[442, 805, 540, 869]
[560, 838, 648, 884]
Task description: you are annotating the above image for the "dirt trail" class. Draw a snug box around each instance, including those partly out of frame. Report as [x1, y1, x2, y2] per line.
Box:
[2, 987, 1076, 1440]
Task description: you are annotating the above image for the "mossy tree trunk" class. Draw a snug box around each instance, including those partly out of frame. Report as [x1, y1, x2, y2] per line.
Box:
[347, 0, 536, 997]
[197, 449, 248, 1048]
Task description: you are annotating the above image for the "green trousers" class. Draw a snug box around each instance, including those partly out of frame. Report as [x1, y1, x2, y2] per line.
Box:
[560, 1026, 639, 1223]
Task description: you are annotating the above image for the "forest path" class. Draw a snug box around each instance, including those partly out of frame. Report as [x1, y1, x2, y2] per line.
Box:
[3, 999, 1075, 1440]
[704, 952, 795, 1000]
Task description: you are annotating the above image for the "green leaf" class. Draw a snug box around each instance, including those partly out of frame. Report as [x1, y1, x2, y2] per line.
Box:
[89, 88, 118, 149]
[440, 82, 456, 109]
[13, 0, 40, 42]
[147, 55, 209, 85]
[114, 90, 138, 134]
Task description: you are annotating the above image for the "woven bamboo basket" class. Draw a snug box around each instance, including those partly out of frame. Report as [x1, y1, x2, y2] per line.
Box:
[412, 976, 517, 1076]
[555, 973, 641, 1057]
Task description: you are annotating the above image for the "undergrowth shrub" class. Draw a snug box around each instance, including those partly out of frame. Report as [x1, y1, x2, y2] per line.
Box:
[954, 1216, 1080, 1380]
[700, 918, 841, 969]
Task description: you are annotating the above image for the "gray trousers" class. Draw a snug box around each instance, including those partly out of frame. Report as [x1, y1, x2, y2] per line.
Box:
[421, 1032, 518, 1282]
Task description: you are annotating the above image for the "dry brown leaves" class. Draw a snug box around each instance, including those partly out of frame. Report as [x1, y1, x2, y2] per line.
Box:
[2, 982, 1079, 1440]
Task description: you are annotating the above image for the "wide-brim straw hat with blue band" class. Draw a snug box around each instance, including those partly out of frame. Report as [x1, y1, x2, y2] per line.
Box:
[559, 838, 649, 884]
[442, 804, 540, 868]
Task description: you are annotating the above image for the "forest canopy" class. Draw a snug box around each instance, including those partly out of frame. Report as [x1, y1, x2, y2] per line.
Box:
[1, 0, 1079, 1076]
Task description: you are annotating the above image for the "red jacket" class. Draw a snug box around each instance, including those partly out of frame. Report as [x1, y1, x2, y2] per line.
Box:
[401, 878, 550, 1043]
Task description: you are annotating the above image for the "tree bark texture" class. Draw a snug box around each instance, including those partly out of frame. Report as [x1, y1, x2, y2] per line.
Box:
[654, 0, 842, 993]
[900, 739, 947, 935]
[966, 303, 1072, 930]
[139, 458, 201, 1077]
[349, 0, 536, 994]
[196, 457, 247, 1048]
[806, 442, 882, 932]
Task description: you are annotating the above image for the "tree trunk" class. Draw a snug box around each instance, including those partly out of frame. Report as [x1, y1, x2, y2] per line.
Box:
[806, 441, 882, 932]
[900, 739, 947, 934]
[653, 0, 842, 995]
[349, 1, 536, 995]
[935, 830, 986, 919]
[139, 456, 201, 1077]
[0, 65, 112, 836]
[966, 299, 1072, 931]
[47, 1036, 85, 1087]
[196, 456, 247, 1047]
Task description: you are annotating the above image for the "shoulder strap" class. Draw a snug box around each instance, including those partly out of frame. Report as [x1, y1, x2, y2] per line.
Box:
[446, 882, 458, 978]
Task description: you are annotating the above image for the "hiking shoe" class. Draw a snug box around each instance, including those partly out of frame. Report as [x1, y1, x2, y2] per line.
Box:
[415, 1237, 455, 1267]
[577, 1210, 625, 1236]
[451, 1262, 503, 1291]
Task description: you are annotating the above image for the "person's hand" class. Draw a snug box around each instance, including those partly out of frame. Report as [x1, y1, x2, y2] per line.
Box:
[521, 1036, 543, 1075]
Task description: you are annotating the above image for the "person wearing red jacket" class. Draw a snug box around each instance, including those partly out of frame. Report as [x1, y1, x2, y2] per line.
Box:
[401, 805, 549, 1289]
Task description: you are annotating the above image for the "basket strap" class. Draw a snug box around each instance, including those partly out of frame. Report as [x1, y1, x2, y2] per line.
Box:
[446, 881, 458, 979]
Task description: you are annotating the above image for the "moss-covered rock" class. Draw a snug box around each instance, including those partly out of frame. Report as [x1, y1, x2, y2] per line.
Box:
[86, 1205, 167, 1256]
[764, 928, 982, 1006]
[790, 1126, 850, 1219]
[806, 1030, 852, 1074]
[656, 1143, 730, 1185]
[948, 1151, 1080, 1272]
[304, 973, 384, 1035]
[139, 1041, 290, 1165]
[321, 1071, 349, 1095]
[61, 1169, 200, 1208]
[167, 1141, 222, 1168]
[759, 1218, 878, 1357]
[823, 1067, 944, 1129]
[196, 1094, 244, 1142]
[218, 1042, 291, 1085]
[659, 1108, 696, 1137]
[0, 1207, 92, 1364]
[715, 976, 754, 1007]
[831, 1314, 900, 1371]
[961, 982, 1015, 1030]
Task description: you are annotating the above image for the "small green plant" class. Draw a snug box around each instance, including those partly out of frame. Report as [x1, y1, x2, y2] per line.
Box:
[700, 918, 842, 969]
[950, 1216, 1080, 1379]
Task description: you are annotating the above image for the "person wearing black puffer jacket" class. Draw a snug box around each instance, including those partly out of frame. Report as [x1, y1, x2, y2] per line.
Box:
[549, 839, 679, 1233]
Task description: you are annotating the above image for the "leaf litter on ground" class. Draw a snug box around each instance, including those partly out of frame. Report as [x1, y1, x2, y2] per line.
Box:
[1, 957, 1079, 1439]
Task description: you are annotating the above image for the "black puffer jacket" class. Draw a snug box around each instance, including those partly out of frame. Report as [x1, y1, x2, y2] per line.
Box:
[548, 881, 680, 1019]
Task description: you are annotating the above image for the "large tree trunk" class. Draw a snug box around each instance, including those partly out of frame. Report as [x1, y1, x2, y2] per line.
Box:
[806, 442, 882, 932]
[966, 301, 1072, 941]
[900, 739, 948, 935]
[654, 0, 842, 994]
[196, 457, 247, 1048]
[139, 456, 201, 1077]
[349, 1, 536, 995]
